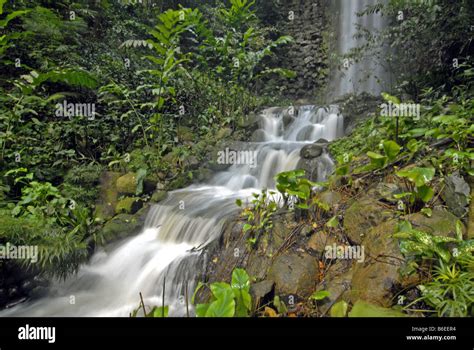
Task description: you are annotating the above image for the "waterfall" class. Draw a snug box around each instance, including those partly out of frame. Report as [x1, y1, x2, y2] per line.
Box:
[330, 0, 390, 99]
[1, 106, 343, 317]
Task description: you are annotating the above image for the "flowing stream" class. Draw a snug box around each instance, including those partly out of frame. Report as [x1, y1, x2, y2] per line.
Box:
[2, 106, 343, 317]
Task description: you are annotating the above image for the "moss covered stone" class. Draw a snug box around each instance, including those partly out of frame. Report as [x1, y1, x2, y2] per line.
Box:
[115, 197, 143, 214]
[101, 207, 149, 243]
[116, 173, 137, 195]
[151, 191, 168, 203]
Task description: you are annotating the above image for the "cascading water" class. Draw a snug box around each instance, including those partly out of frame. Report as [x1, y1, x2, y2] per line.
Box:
[330, 0, 390, 99]
[1, 106, 343, 317]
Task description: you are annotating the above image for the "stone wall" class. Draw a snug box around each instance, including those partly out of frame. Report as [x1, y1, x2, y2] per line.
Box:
[270, 0, 329, 100]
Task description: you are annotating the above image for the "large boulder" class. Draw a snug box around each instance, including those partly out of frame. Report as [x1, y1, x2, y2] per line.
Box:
[267, 253, 319, 298]
[349, 219, 419, 307]
[343, 197, 394, 245]
[300, 143, 323, 159]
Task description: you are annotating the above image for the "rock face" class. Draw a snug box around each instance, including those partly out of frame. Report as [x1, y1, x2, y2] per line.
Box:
[441, 173, 470, 217]
[268, 253, 319, 298]
[267, 0, 328, 99]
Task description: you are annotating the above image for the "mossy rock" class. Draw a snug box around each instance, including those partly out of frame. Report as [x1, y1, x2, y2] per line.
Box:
[405, 208, 465, 238]
[116, 173, 137, 195]
[94, 172, 121, 222]
[115, 197, 143, 214]
[168, 173, 192, 190]
[151, 191, 168, 203]
[101, 207, 149, 243]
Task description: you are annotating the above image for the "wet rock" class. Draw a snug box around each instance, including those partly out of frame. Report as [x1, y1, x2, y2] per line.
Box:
[115, 197, 143, 215]
[441, 173, 470, 217]
[94, 172, 121, 222]
[300, 143, 324, 159]
[268, 253, 319, 298]
[238, 112, 259, 128]
[193, 168, 214, 183]
[151, 190, 168, 203]
[315, 138, 329, 144]
[406, 209, 465, 238]
[251, 129, 267, 142]
[343, 197, 394, 245]
[101, 207, 149, 243]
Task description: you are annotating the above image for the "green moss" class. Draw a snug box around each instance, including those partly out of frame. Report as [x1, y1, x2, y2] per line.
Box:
[115, 197, 143, 214]
[116, 173, 137, 195]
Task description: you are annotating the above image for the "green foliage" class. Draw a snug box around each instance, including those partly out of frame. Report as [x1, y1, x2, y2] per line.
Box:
[309, 290, 330, 301]
[394, 220, 473, 265]
[409, 260, 474, 317]
[395, 167, 435, 206]
[355, 0, 473, 98]
[194, 268, 252, 317]
[237, 190, 277, 247]
[274, 169, 317, 209]
[330, 300, 348, 317]
[348, 300, 406, 317]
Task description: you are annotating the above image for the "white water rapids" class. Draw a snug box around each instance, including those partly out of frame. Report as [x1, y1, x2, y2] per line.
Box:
[1, 105, 343, 317]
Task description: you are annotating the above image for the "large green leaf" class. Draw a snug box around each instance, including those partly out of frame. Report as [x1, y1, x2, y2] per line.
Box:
[205, 290, 236, 317]
[210, 282, 233, 300]
[396, 167, 435, 187]
[348, 300, 406, 317]
[367, 151, 387, 168]
[383, 140, 402, 161]
[330, 300, 348, 317]
[231, 268, 250, 291]
[309, 290, 331, 301]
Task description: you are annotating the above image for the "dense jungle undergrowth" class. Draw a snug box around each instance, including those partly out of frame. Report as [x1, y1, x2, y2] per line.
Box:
[0, 0, 473, 317]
